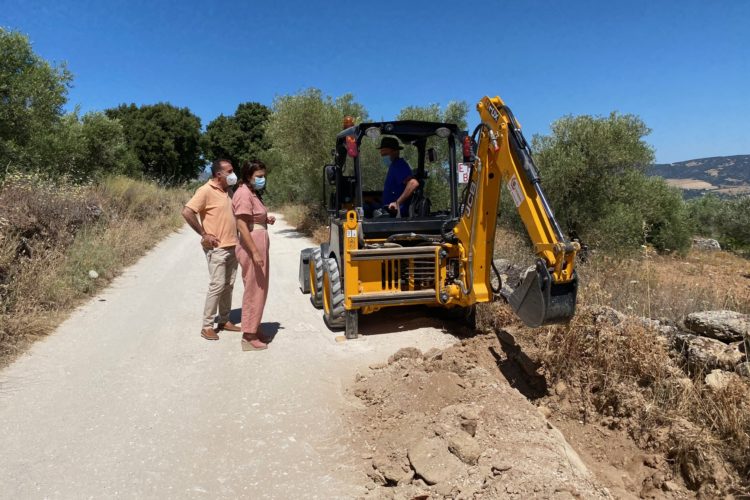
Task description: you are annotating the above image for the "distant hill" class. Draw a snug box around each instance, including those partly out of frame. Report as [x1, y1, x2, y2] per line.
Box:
[649, 155, 750, 198]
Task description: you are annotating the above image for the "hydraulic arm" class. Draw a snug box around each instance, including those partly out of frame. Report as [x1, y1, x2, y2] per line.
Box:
[453, 96, 579, 327]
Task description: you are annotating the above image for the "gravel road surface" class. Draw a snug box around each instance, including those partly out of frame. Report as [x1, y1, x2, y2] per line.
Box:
[0, 217, 456, 498]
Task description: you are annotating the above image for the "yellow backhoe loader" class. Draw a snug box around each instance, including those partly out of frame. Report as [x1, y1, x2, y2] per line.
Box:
[298, 95, 579, 338]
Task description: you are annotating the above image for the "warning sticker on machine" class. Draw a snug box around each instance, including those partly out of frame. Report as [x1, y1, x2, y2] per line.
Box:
[457, 163, 470, 184]
[508, 175, 525, 207]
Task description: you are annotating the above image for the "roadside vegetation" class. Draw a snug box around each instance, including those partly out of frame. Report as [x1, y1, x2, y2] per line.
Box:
[0, 30, 193, 362]
[0, 173, 188, 362]
[480, 227, 750, 495]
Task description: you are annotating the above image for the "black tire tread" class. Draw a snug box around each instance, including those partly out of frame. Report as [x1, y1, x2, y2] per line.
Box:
[323, 257, 346, 328]
[309, 248, 324, 309]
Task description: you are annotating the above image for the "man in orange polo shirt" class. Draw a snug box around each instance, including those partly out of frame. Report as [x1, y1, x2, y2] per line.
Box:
[182, 159, 241, 340]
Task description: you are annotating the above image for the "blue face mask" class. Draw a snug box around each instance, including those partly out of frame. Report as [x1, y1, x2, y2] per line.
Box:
[253, 176, 266, 190]
[381, 156, 392, 167]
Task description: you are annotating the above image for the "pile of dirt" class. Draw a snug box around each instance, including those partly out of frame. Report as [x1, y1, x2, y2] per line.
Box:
[345, 337, 609, 499]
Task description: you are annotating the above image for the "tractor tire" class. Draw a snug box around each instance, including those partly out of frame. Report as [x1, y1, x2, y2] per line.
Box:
[438, 305, 477, 330]
[309, 248, 324, 309]
[322, 257, 345, 329]
[299, 248, 313, 294]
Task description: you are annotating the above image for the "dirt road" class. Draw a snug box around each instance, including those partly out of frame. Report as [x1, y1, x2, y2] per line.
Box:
[0, 217, 456, 498]
[0, 216, 601, 498]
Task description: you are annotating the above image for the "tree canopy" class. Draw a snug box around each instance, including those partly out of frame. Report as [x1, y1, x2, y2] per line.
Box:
[264, 89, 367, 205]
[529, 113, 691, 252]
[202, 102, 271, 168]
[0, 28, 72, 171]
[106, 103, 203, 183]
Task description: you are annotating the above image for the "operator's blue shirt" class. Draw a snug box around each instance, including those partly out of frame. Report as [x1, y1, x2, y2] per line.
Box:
[382, 158, 414, 217]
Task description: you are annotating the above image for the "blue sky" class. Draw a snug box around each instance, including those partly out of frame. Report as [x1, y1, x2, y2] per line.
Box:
[3, 0, 748, 163]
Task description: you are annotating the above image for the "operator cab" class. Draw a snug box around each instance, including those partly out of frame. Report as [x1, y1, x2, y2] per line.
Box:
[325, 120, 463, 240]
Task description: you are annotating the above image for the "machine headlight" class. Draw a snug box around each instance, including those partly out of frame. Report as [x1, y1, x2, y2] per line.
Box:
[365, 127, 381, 140]
[435, 127, 451, 138]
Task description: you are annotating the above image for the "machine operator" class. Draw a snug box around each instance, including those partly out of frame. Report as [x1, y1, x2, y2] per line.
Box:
[378, 137, 419, 217]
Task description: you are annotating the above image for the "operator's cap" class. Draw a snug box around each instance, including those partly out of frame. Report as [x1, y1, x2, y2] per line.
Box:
[377, 137, 403, 150]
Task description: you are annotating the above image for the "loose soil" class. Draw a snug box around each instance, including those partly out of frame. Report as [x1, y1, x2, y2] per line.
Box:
[346, 329, 703, 499]
[347, 333, 612, 499]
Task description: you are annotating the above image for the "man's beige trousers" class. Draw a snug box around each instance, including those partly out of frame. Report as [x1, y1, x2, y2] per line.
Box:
[202, 247, 238, 328]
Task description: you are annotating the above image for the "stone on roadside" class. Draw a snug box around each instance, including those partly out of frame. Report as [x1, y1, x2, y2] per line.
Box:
[491, 459, 513, 475]
[448, 432, 482, 465]
[366, 466, 386, 486]
[662, 480, 680, 492]
[684, 310, 748, 343]
[554, 380, 568, 396]
[424, 347, 443, 362]
[736, 362, 750, 378]
[459, 407, 480, 436]
[692, 237, 721, 251]
[88, 270, 99, 279]
[704, 369, 732, 391]
[372, 448, 414, 485]
[538, 405, 553, 419]
[593, 306, 626, 326]
[408, 437, 464, 485]
[388, 347, 423, 364]
[673, 332, 745, 371]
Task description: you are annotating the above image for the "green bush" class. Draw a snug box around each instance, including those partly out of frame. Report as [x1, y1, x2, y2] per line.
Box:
[0, 28, 72, 176]
[689, 194, 750, 254]
[105, 103, 203, 183]
[527, 112, 691, 253]
[264, 89, 368, 207]
[202, 102, 271, 168]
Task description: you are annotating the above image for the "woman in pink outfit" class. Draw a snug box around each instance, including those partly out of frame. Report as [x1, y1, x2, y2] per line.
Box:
[233, 160, 275, 351]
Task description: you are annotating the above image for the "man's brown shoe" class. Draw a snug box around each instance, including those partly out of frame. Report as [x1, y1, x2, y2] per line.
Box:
[201, 327, 219, 340]
[217, 322, 241, 332]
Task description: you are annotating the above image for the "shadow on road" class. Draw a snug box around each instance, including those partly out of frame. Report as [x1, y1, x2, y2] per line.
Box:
[227, 309, 283, 342]
[357, 306, 470, 338]
[229, 308, 242, 325]
[260, 322, 282, 343]
[275, 228, 307, 239]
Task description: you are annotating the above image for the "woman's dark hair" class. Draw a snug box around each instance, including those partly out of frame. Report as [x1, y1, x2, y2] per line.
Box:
[239, 159, 267, 196]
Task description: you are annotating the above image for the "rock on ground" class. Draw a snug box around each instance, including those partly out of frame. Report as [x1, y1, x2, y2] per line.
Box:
[673, 332, 745, 372]
[704, 369, 734, 391]
[408, 437, 465, 485]
[692, 237, 721, 251]
[684, 310, 749, 343]
[447, 432, 482, 465]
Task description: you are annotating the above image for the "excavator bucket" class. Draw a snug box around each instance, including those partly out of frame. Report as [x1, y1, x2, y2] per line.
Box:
[504, 261, 578, 328]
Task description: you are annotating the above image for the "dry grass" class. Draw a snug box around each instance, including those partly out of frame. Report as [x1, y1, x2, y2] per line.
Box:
[537, 310, 749, 493]
[493, 226, 750, 321]
[0, 174, 188, 363]
[489, 226, 750, 493]
[278, 204, 328, 244]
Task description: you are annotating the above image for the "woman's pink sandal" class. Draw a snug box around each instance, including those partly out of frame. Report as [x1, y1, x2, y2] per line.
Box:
[241, 335, 268, 351]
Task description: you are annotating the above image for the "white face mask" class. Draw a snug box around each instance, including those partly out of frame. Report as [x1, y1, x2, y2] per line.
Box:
[225, 173, 238, 186]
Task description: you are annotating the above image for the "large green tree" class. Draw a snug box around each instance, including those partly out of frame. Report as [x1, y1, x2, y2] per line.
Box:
[0, 28, 72, 172]
[106, 103, 203, 183]
[529, 113, 690, 252]
[202, 102, 271, 168]
[264, 89, 368, 205]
